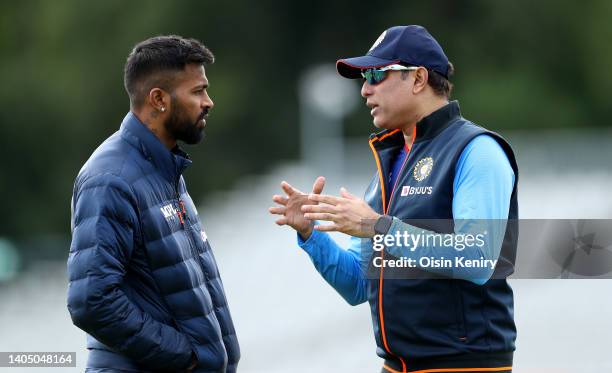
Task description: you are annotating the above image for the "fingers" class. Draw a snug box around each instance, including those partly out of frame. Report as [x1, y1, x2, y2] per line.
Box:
[308, 193, 341, 205]
[311, 176, 326, 195]
[275, 217, 288, 226]
[340, 187, 357, 200]
[268, 206, 286, 215]
[281, 181, 301, 196]
[272, 194, 288, 206]
[314, 223, 340, 232]
[304, 212, 335, 221]
[301, 203, 336, 213]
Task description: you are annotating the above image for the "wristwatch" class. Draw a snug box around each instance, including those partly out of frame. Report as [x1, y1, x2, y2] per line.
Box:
[373, 215, 393, 235]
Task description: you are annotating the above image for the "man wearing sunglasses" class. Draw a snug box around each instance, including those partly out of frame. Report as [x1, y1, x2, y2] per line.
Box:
[270, 25, 517, 372]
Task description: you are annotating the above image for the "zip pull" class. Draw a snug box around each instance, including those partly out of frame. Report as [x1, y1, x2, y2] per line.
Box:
[177, 200, 186, 226]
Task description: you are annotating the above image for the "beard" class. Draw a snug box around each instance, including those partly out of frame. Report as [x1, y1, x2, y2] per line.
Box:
[164, 97, 207, 145]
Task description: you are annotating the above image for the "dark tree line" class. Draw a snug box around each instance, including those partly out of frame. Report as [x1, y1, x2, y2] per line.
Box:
[1, 0, 610, 240]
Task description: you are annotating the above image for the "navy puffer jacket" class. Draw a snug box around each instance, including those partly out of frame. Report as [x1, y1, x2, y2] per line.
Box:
[67, 112, 240, 373]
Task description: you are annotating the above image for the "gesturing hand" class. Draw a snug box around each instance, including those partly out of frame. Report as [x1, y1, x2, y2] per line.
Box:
[301, 187, 381, 238]
[269, 177, 326, 240]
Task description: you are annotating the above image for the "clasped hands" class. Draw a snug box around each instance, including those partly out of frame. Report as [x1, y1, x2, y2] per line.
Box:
[269, 176, 380, 239]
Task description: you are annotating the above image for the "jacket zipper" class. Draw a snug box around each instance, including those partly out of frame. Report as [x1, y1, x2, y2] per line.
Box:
[175, 179, 225, 347]
[369, 128, 416, 373]
[386, 144, 411, 213]
[175, 178, 200, 262]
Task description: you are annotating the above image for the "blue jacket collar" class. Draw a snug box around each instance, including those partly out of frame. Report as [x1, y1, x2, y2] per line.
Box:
[369, 100, 463, 149]
[414, 100, 461, 143]
[119, 112, 192, 182]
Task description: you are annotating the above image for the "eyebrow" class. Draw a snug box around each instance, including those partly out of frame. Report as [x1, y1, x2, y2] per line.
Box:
[193, 83, 209, 90]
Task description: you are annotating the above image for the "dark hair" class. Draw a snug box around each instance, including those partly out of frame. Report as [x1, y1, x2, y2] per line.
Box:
[427, 62, 454, 98]
[124, 35, 214, 108]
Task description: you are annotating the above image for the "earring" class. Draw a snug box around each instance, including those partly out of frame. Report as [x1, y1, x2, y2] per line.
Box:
[160, 107, 166, 112]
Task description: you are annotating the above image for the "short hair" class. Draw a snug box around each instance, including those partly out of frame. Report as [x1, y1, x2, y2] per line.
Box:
[124, 35, 214, 108]
[427, 61, 454, 98]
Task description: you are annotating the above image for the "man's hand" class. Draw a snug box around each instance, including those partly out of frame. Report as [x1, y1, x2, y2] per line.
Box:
[302, 187, 381, 238]
[269, 177, 326, 240]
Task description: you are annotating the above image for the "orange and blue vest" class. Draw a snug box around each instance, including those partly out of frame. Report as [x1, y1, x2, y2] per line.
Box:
[299, 101, 518, 372]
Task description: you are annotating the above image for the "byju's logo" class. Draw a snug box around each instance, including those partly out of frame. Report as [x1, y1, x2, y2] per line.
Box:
[401, 185, 433, 196]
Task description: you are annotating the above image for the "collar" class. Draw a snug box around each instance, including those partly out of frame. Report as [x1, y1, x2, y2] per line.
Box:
[369, 100, 462, 148]
[119, 112, 192, 183]
[414, 100, 461, 143]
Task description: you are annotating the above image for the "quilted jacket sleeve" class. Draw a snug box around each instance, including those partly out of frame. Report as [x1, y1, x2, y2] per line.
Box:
[67, 174, 193, 370]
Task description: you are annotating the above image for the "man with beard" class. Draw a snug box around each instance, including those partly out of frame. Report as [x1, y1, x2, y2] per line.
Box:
[67, 36, 240, 372]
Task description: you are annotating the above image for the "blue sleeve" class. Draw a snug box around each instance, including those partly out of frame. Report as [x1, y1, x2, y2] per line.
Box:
[453, 134, 515, 220]
[298, 230, 368, 306]
[384, 134, 515, 284]
[67, 175, 193, 370]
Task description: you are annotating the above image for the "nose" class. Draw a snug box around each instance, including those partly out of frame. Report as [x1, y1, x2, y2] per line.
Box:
[361, 80, 373, 98]
[202, 91, 214, 111]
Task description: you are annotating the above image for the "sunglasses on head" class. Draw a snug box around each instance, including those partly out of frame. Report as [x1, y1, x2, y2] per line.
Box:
[361, 64, 419, 85]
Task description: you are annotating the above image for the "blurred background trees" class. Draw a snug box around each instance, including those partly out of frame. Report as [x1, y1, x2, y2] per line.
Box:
[1, 4, 612, 371]
[1, 0, 611, 241]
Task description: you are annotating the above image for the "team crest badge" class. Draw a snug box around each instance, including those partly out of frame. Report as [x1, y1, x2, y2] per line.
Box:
[413, 157, 434, 182]
[369, 30, 387, 52]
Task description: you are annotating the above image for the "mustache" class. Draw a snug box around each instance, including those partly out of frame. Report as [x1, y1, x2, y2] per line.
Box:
[198, 108, 210, 121]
